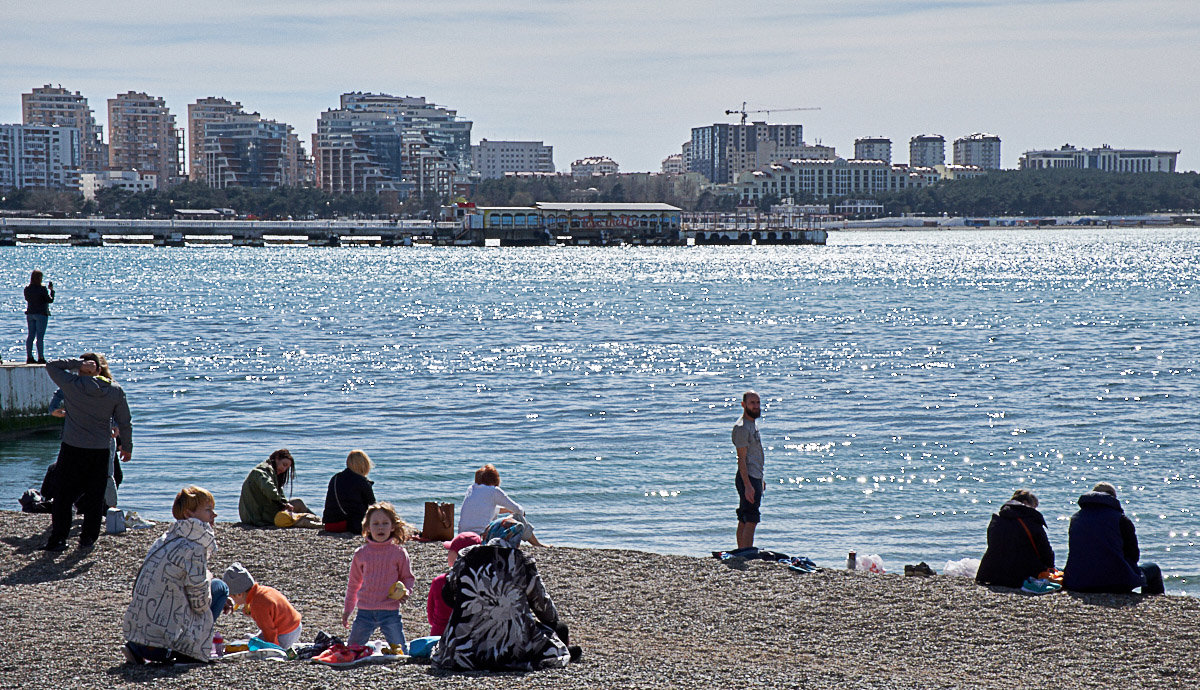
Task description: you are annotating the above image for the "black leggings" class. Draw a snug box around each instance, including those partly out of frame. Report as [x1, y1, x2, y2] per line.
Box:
[48, 443, 110, 545]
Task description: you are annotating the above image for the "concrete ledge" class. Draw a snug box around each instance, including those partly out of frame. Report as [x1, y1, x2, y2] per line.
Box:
[0, 364, 61, 439]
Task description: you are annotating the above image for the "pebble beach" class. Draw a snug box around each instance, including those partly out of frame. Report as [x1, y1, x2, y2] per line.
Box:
[4, 512, 1200, 688]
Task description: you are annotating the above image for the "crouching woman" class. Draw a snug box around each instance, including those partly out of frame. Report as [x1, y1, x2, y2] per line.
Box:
[122, 486, 230, 664]
[432, 517, 577, 672]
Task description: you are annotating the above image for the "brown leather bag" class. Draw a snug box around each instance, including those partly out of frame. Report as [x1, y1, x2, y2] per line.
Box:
[422, 501, 455, 541]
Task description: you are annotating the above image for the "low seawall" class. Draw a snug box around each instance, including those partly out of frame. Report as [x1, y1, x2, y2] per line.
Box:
[0, 364, 60, 437]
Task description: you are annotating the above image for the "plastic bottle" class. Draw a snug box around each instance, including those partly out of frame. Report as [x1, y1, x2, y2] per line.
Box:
[847, 551, 856, 570]
[212, 632, 225, 657]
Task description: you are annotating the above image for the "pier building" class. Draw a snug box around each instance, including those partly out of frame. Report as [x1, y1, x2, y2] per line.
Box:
[461, 202, 678, 245]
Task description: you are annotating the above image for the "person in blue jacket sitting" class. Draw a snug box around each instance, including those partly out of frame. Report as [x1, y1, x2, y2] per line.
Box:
[1063, 482, 1163, 595]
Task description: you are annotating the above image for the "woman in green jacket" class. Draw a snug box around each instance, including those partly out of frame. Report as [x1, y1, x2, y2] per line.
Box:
[238, 449, 318, 527]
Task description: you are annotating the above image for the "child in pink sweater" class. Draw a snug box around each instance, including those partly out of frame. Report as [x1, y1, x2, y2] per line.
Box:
[342, 502, 416, 653]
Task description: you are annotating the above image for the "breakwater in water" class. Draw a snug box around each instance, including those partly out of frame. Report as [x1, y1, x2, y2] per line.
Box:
[0, 227, 1197, 591]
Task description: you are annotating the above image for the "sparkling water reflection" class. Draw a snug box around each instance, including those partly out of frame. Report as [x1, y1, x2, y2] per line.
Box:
[1, 228, 1197, 591]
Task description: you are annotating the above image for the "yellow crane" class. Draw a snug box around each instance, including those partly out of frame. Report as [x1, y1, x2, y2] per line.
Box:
[725, 102, 821, 126]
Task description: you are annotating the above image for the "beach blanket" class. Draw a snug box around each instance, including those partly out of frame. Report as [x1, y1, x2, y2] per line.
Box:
[312, 642, 409, 667]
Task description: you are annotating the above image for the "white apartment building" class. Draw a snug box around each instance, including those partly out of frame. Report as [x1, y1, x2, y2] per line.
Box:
[661, 153, 685, 174]
[953, 133, 1001, 169]
[471, 139, 555, 179]
[79, 170, 157, 200]
[1018, 145, 1178, 172]
[735, 157, 945, 202]
[571, 156, 619, 177]
[854, 137, 892, 163]
[0, 124, 81, 189]
[909, 134, 945, 167]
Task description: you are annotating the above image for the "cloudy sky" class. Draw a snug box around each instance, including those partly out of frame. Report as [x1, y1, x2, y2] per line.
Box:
[2, 0, 1196, 172]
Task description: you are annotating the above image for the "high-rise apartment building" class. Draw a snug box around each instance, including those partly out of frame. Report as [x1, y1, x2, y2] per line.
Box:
[689, 122, 833, 184]
[203, 113, 305, 189]
[21, 85, 106, 174]
[854, 137, 892, 163]
[313, 92, 473, 199]
[188, 97, 244, 182]
[471, 139, 555, 179]
[108, 91, 181, 189]
[0, 124, 82, 189]
[1019, 145, 1178, 172]
[953, 133, 1001, 169]
[909, 134, 945, 167]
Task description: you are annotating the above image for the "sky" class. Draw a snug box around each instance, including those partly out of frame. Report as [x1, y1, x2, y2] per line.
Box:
[2, 0, 1197, 173]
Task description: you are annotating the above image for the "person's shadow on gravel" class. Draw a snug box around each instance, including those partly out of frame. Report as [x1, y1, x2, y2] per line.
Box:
[106, 663, 195, 683]
[1065, 591, 1150, 609]
[1, 534, 94, 585]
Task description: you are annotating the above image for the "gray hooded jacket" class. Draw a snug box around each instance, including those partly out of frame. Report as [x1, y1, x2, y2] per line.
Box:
[46, 359, 133, 451]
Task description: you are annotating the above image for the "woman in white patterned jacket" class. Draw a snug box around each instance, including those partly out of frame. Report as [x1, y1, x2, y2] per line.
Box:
[121, 486, 231, 665]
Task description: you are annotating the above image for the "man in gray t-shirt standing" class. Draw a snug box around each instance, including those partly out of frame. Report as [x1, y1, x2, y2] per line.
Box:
[732, 390, 764, 549]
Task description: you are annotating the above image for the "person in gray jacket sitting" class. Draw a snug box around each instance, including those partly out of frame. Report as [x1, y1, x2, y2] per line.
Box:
[41, 353, 133, 552]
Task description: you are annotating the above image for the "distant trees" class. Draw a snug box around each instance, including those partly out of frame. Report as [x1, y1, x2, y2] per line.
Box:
[3, 169, 1197, 219]
[877, 169, 1200, 217]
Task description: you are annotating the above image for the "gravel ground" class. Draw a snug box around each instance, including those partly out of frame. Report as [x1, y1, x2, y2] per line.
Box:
[2, 510, 1199, 689]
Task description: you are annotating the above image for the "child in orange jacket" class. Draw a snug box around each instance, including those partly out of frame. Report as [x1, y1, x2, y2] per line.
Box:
[221, 562, 303, 648]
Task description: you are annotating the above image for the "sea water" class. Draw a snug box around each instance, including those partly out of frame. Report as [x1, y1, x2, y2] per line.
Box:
[1, 228, 1197, 592]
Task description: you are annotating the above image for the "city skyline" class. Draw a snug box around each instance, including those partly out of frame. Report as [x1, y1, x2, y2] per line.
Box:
[1, 1, 1195, 173]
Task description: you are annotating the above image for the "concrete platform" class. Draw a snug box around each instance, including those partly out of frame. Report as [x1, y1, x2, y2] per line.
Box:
[0, 363, 61, 438]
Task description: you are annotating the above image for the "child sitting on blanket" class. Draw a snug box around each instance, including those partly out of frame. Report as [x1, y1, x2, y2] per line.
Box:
[343, 502, 417, 654]
[221, 562, 304, 648]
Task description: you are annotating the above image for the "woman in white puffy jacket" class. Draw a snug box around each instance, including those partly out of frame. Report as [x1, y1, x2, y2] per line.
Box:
[122, 486, 231, 664]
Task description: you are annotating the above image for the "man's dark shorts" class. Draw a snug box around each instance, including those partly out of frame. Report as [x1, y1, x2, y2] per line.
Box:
[735, 473, 763, 524]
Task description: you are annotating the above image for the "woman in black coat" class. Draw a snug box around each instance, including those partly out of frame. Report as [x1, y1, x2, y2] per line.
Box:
[322, 449, 376, 533]
[976, 489, 1055, 588]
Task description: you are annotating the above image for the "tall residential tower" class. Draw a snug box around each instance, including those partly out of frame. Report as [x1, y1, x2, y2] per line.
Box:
[108, 91, 181, 189]
[909, 134, 945, 167]
[22, 84, 106, 173]
[188, 97, 244, 182]
[953, 133, 1001, 169]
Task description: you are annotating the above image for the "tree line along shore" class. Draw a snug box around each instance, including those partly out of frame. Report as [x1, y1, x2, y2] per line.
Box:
[2, 510, 1199, 689]
[3, 168, 1198, 220]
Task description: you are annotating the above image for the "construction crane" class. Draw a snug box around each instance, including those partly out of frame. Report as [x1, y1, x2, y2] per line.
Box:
[725, 102, 821, 126]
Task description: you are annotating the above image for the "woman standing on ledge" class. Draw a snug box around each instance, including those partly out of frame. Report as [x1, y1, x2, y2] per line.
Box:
[24, 270, 54, 364]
